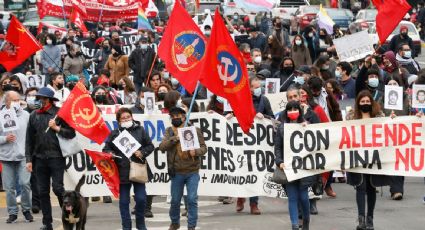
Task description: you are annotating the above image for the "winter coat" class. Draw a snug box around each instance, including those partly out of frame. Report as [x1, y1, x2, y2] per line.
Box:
[25, 106, 76, 163]
[63, 55, 87, 77]
[104, 55, 129, 85]
[253, 95, 274, 118]
[159, 126, 207, 174]
[93, 48, 111, 74]
[128, 47, 156, 84]
[291, 46, 312, 68]
[103, 121, 154, 184]
[0, 109, 29, 162]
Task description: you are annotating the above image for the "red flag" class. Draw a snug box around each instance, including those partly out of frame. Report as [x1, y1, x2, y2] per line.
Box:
[85, 150, 120, 198]
[70, 8, 88, 33]
[0, 16, 42, 71]
[157, 1, 207, 93]
[199, 9, 255, 133]
[71, 0, 87, 17]
[372, 0, 411, 44]
[57, 82, 111, 144]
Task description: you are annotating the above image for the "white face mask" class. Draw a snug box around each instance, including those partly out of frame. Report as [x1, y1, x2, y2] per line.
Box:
[120, 120, 133, 129]
[46, 39, 52, 45]
[163, 72, 170, 80]
[254, 56, 262, 64]
[11, 101, 21, 113]
[295, 40, 302, 46]
[171, 78, 179, 86]
[253, 87, 262, 97]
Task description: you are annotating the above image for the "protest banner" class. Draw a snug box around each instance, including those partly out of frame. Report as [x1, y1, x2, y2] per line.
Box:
[64, 112, 287, 198]
[282, 116, 425, 181]
[333, 30, 374, 62]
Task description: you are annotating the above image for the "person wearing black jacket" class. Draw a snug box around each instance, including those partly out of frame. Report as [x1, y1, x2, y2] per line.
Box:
[129, 36, 156, 93]
[273, 57, 296, 92]
[250, 76, 274, 119]
[25, 87, 76, 230]
[103, 107, 154, 230]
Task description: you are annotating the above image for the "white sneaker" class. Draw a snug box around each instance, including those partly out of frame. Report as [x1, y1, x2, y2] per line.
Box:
[166, 195, 171, 204]
[16, 195, 21, 204]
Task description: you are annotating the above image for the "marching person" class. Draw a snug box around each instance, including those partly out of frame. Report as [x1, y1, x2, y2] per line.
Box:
[129, 36, 157, 93]
[0, 91, 33, 223]
[346, 90, 391, 230]
[159, 107, 207, 230]
[103, 107, 154, 230]
[46, 72, 70, 107]
[25, 87, 76, 230]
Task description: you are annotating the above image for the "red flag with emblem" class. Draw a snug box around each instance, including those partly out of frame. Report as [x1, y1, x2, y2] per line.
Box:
[0, 16, 42, 71]
[372, 0, 411, 44]
[58, 81, 110, 144]
[70, 7, 88, 32]
[199, 9, 255, 133]
[157, 1, 207, 93]
[85, 150, 120, 198]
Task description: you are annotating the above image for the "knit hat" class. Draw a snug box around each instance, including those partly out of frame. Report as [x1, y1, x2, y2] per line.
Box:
[367, 68, 380, 76]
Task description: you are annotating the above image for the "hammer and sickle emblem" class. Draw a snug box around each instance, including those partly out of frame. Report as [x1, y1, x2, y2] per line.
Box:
[75, 102, 97, 124]
[99, 160, 113, 176]
[217, 56, 238, 86]
[16, 25, 26, 33]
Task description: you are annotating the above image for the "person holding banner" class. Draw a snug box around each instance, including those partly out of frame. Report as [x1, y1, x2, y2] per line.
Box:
[103, 107, 154, 230]
[159, 107, 207, 230]
[346, 90, 391, 230]
[275, 100, 317, 230]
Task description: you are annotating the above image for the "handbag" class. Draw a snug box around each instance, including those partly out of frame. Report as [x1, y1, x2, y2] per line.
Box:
[129, 161, 148, 183]
[56, 134, 81, 157]
[271, 167, 288, 184]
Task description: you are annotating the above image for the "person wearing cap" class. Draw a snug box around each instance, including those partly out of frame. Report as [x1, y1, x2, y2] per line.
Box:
[0, 91, 33, 224]
[389, 25, 415, 58]
[105, 44, 129, 88]
[159, 107, 207, 230]
[129, 36, 156, 93]
[25, 87, 75, 230]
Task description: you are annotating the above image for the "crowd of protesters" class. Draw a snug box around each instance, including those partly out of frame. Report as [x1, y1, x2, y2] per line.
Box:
[0, 3, 425, 230]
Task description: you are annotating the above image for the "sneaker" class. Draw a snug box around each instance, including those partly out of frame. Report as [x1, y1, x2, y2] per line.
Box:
[166, 195, 171, 204]
[23, 211, 34, 222]
[39, 224, 53, 230]
[6, 215, 17, 224]
[103, 196, 112, 203]
[91, 196, 101, 202]
[391, 193, 403, 200]
[16, 195, 21, 204]
[222, 197, 233, 204]
[144, 209, 154, 218]
[168, 223, 180, 230]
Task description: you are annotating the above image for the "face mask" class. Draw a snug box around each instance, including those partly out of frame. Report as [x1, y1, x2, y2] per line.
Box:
[216, 96, 225, 104]
[158, 92, 166, 100]
[260, 81, 266, 88]
[26, 96, 36, 105]
[46, 39, 52, 45]
[11, 101, 21, 113]
[254, 56, 262, 64]
[253, 87, 262, 97]
[359, 104, 372, 113]
[57, 83, 64, 90]
[295, 40, 302, 46]
[105, 27, 110, 32]
[321, 65, 329, 70]
[120, 120, 133, 129]
[287, 110, 300, 121]
[141, 44, 148, 50]
[233, 15, 239, 20]
[401, 32, 408, 37]
[171, 118, 183, 127]
[171, 78, 179, 86]
[205, 31, 211, 36]
[335, 70, 342, 79]
[95, 95, 106, 104]
[103, 45, 110, 50]
[113, 53, 120, 57]
[293, 76, 305, 85]
[404, 51, 412, 58]
[163, 72, 170, 80]
[368, 78, 379, 88]
[2, 84, 13, 92]
[117, 84, 124, 90]
[308, 32, 314, 38]
[33, 99, 42, 109]
[282, 66, 294, 75]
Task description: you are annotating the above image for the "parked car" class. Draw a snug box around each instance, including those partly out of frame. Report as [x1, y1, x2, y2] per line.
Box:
[352, 9, 377, 31]
[324, 8, 354, 32]
[368, 21, 421, 55]
[294, 5, 319, 33]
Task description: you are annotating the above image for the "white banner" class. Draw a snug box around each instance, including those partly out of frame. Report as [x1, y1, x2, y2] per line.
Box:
[333, 30, 374, 62]
[282, 116, 425, 181]
[64, 112, 287, 198]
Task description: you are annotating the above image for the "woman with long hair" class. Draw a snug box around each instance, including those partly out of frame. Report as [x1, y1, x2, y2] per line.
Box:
[291, 34, 312, 68]
[117, 77, 137, 104]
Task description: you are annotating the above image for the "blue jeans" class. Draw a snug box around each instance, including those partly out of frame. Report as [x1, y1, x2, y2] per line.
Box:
[1, 160, 32, 215]
[119, 182, 147, 230]
[170, 173, 200, 228]
[286, 181, 310, 226]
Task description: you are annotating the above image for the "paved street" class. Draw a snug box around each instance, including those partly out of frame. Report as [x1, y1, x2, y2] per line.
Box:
[0, 177, 424, 230]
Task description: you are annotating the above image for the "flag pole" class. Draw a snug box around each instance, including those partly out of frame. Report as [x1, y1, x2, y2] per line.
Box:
[41, 49, 64, 73]
[144, 52, 158, 85]
[184, 81, 200, 127]
[61, 0, 68, 29]
[97, 0, 106, 28]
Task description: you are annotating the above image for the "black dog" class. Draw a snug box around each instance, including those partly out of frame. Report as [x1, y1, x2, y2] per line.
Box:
[62, 175, 88, 230]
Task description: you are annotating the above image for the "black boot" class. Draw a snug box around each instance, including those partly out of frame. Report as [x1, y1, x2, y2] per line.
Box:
[356, 216, 366, 230]
[144, 195, 154, 218]
[366, 216, 374, 230]
[302, 219, 310, 230]
[309, 199, 318, 215]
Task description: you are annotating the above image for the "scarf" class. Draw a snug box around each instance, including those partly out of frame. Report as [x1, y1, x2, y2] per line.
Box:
[36, 103, 52, 114]
[395, 53, 419, 72]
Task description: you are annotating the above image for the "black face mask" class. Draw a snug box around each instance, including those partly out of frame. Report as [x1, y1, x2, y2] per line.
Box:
[359, 104, 372, 113]
[282, 66, 294, 75]
[57, 83, 64, 90]
[157, 92, 166, 101]
[76, 51, 83, 56]
[113, 53, 120, 57]
[68, 82, 76, 90]
[171, 118, 183, 127]
[95, 95, 107, 104]
[117, 84, 124, 90]
[2, 84, 13, 92]
[401, 32, 408, 37]
[103, 45, 110, 50]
